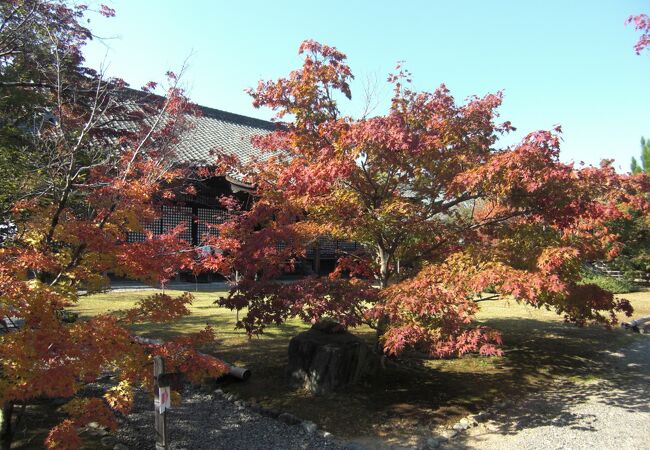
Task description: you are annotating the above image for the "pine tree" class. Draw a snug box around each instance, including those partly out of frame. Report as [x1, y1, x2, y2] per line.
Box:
[631, 137, 650, 174]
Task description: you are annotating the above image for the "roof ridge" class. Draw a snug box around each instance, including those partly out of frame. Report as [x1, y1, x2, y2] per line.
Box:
[197, 104, 276, 130]
[120, 86, 276, 131]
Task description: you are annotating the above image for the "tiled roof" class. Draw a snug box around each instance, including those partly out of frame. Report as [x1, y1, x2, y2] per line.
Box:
[175, 104, 276, 165]
[112, 88, 275, 166]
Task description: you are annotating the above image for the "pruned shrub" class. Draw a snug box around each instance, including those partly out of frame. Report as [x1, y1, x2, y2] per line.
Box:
[579, 273, 639, 294]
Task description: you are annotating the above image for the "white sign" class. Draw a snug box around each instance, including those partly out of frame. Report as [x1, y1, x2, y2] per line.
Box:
[159, 386, 171, 413]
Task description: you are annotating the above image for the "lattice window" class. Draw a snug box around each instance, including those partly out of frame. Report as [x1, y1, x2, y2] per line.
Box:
[304, 237, 363, 258]
[162, 206, 192, 242]
[127, 231, 146, 243]
[127, 216, 162, 242]
[196, 208, 230, 244]
[318, 237, 337, 256]
[338, 240, 361, 252]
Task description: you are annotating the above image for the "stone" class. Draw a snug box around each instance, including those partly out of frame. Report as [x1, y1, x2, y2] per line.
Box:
[474, 411, 490, 422]
[301, 420, 318, 433]
[287, 321, 379, 394]
[278, 412, 301, 425]
[87, 422, 101, 429]
[426, 437, 441, 449]
[322, 431, 333, 439]
[100, 436, 116, 448]
[439, 429, 457, 440]
[213, 388, 224, 396]
[224, 392, 238, 402]
[312, 321, 347, 333]
[453, 422, 468, 431]
[460, 416, 477, 427]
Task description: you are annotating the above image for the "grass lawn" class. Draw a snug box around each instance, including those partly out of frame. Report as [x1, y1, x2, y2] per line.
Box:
[60, 287, 650, 446]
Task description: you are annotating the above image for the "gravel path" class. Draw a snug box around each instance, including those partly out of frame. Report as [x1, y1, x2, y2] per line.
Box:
[91, 335, 649, 450]
[110, 387, 346, 450]
[447, 336, 650, 450]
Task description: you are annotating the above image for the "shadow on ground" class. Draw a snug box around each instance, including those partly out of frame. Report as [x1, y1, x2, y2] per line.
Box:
[16, 299, 649, 449]
[202, 315, 648, 446]
[444, 334, 650, 450]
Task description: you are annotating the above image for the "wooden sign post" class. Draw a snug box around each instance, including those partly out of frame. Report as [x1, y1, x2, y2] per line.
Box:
[153, 356, 169, 450]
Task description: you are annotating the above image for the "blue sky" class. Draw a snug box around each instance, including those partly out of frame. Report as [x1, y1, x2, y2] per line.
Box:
[84, 1, 650, 170]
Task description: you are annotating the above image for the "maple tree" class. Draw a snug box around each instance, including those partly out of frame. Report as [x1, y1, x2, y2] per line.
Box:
[203, 40, 646, 359]
[627, 13, 650, 55]
[0, 2, 226, 449]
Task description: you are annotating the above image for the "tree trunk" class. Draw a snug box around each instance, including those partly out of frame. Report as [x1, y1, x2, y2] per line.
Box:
[288, 321, 379, 394]
[377, 247, 390, 289]
[0, 402, 14, 450]
[375, 247, 391, 356]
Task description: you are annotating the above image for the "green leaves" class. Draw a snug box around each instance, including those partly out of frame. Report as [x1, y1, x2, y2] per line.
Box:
[630, 137, 650, 175]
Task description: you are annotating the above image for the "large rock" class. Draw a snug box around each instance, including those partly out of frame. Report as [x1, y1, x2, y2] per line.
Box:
[287, 321, 378, 394]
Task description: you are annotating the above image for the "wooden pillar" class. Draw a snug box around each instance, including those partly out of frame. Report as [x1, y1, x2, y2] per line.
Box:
[153, 356, 169, 450]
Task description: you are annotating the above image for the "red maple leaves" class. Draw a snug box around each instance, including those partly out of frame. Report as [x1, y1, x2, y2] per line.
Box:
[627, 14, 650, 55]
[201, 40, 645, 360]
[0, 3, 226, 446]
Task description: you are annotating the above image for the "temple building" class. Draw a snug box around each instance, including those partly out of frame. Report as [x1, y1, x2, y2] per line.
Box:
[128, 101, 360, 278]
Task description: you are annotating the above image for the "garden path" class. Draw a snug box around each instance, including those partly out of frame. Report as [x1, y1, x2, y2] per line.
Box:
[450, 335, 650, 450]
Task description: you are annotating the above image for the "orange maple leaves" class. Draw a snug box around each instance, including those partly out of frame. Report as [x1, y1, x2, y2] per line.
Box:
[206, 40, 646, 360]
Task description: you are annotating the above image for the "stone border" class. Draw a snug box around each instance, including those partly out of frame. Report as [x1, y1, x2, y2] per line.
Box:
[424, 400, 512, 449]
[213, 388, 338, 443]
[82, 421, 128, 450]
[214, 388, 510, 450]
[85, 386, 341, 449]
[86, 385, 509, 450]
